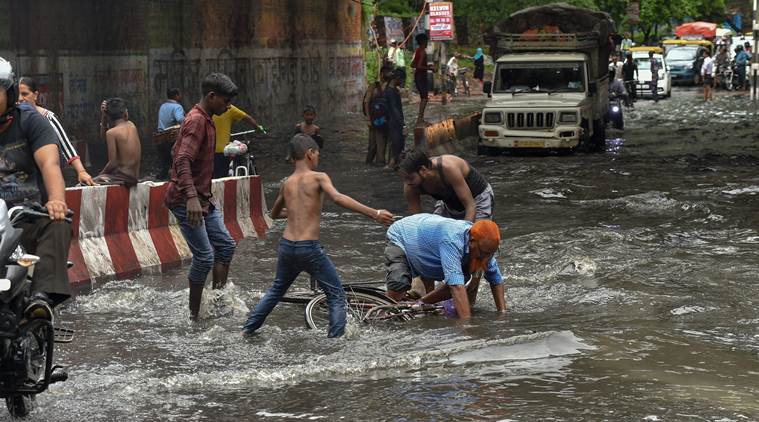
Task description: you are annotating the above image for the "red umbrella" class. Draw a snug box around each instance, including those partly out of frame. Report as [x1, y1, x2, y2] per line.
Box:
[675, 22, 717, 39]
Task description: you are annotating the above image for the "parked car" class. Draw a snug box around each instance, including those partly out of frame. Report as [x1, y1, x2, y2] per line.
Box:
[663, 40, 712, 85]
[632, 48, 672, 98]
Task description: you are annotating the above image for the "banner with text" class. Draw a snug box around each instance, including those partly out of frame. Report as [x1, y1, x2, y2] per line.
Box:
[429, 2, 454, 41]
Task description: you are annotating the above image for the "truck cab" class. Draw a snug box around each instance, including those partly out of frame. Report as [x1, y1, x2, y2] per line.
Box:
[479, 52, 593, 151]
[479, 4, 613, 154]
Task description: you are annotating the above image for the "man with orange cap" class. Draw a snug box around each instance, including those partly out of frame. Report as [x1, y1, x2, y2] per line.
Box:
[384, 213, 506, 318]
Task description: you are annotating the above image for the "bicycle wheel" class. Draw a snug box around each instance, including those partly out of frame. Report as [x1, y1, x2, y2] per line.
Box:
[304, 291, 400, 330]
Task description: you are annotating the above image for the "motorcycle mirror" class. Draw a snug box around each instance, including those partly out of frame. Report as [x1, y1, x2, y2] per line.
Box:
[0, 278, 10, 292]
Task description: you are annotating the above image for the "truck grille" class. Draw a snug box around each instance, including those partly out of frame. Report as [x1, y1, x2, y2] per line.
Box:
[506, 112, 555, 129]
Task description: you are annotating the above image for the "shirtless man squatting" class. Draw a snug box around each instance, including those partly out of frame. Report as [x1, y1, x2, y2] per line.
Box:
[95, 97, 141, 187]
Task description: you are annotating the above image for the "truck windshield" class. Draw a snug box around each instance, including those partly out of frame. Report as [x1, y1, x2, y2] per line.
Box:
[494, 62, 585, 93]
[634, 57, 663, 68]
[666, 47, 697, 61]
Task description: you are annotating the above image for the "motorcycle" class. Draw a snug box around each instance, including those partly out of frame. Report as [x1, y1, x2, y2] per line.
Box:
[718, 60, 739, 91]
[0, 200, 73, 418]
[607, 93, 624, 130]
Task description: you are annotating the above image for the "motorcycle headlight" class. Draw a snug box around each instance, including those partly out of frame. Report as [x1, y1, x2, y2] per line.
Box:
[612, 106, 620, 113]
[559, 112, 578, 123]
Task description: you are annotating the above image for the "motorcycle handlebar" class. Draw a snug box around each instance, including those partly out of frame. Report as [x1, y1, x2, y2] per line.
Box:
[10, 203, 74, 225]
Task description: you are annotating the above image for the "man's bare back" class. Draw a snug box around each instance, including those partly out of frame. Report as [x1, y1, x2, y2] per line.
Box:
[97, 120, 141, 186]
[279, 169, 327, 241]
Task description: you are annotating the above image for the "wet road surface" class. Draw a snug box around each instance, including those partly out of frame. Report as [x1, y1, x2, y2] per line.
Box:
[11, 88, 759, 421]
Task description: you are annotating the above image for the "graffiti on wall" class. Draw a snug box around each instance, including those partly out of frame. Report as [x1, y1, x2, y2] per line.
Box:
[150, 47, 364, 126]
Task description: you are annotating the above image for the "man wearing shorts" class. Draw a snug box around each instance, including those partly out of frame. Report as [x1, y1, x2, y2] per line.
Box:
[701, 50, 714, 102]
[384, 214, 506, 319]
[411, 33, 430, 125]
[399, 149, 494, 222]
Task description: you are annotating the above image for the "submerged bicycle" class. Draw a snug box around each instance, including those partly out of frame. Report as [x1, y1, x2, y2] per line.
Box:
[281, 278, 408, 330]
[287, 276, 476, 331]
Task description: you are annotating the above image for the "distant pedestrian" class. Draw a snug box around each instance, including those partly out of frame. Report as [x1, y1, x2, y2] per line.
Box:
[17, 77, 94, 186]
[714, 47, 729, 88]
[294, 106, 323, 149]
[94, 98, 141, 187]
[473, 48, 485, 84]
[363, 74, 389, 165]
[701, 50, 714, 101]
[156, 88, 185, 180]
[649, 51, 660, 103]
[622, 53, 639, 106]
[411, 33, 430, 125]
[212, 104, 259, 179]
[446, 54, 459, 95]
[385, 68, 406, 170]
[165, 73, 239, 320]
[621, 33, 633, 53]
[610, 55, 623, 81]
[735, 45, 750, 91]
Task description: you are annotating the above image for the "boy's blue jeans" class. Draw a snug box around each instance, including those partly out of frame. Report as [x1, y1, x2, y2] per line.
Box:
[242, 239, 347, 338]
[170, 205, 236, 284]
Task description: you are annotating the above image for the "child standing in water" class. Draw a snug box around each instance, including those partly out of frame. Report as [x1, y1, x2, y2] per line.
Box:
[294, 105, 324, 148]
[242, 134, 394, 338]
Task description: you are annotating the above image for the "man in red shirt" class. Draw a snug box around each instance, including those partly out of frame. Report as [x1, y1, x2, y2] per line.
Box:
[411, 33, 430, 125]
[164, 73, 239, 320]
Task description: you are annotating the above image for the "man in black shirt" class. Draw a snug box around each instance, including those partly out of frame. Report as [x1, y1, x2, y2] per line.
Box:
[622, 52, 639, 106]
[0, 57, 72, 306]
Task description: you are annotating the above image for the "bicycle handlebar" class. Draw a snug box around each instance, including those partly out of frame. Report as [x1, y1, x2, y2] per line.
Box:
[231, 125, 268, 138]
[230, 129, 260, 137]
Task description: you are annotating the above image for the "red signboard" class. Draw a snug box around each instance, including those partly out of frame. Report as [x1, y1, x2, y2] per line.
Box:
[429, 2, 454, 41]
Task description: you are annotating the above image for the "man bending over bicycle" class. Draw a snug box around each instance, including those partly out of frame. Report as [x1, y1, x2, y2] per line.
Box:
[384, 214, 506, 319]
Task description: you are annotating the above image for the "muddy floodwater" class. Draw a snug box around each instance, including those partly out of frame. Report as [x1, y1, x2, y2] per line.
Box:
[13, 88, 759, 421]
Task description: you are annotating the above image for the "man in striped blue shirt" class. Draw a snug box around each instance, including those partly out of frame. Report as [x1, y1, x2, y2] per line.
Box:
[385, 213, 506, 318]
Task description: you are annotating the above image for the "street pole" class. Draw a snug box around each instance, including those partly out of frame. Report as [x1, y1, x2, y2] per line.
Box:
[753, 0, 758, 102]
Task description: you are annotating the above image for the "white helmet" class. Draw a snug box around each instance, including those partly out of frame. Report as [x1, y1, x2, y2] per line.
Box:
[0, 57, 17, 117]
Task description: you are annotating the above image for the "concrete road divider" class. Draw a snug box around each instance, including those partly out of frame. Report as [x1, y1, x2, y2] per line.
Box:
[65, 176, 271, 285]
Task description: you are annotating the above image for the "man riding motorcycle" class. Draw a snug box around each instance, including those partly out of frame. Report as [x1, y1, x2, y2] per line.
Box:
[0, 57, 72, 307]
[621, 53, 638, 107]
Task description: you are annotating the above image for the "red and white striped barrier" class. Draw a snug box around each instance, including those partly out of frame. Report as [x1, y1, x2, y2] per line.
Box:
[65, 175, 271, 285]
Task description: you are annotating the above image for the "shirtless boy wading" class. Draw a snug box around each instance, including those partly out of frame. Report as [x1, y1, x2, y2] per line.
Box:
[242, 134, 393, 338]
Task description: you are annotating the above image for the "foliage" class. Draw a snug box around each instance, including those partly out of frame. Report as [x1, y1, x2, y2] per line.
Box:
[376, 0, 420, 17]
[369, 0, 728, 43]
[637, 0, 726, 42]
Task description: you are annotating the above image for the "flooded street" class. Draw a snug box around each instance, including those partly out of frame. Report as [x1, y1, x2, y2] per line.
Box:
[15, 89, 759, 421]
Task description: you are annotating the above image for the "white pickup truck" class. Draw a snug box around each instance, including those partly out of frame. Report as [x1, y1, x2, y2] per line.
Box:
[479, 4, 614, 154]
